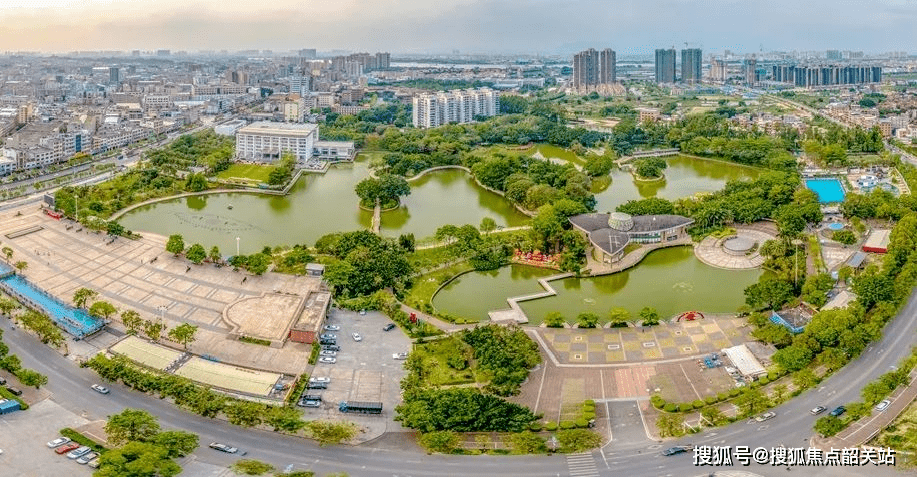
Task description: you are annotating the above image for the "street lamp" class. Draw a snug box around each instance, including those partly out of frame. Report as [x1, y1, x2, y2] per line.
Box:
[157, 305, 167, 323]
[236, 237, 240, 256]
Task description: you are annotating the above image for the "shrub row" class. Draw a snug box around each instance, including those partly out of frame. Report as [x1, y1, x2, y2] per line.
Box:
[651, 368, 790, 413]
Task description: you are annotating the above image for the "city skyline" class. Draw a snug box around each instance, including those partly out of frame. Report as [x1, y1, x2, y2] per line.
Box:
[1, 0, 916, 55]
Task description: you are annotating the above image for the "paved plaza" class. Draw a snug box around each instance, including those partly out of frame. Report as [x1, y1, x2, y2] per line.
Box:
[0, 209, 321, 375]
[538, 316, 752, 364]
[695, 229, 773, 270]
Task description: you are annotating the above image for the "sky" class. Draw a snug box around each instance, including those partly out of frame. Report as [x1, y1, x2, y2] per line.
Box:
[1, 0, 915, 55]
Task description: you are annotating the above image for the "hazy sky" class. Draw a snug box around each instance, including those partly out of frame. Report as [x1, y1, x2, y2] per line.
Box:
[1, 0, 914, 55]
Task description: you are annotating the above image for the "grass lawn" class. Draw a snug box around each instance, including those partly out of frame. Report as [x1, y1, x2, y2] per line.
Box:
[413, 335, 490, 387]
[216, 163, 277, 183]
[872, 398, 917, 468]
[403, 262, 473, 313]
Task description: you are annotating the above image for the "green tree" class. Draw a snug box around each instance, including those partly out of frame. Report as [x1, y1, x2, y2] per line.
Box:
[143, 319, 166, 342]
[152, 430, 199, 458]
[209, 246, 222, 263]
[814, 416, 845, 437]
[246, 253, 270, 275]
[773, 345, 814, 372]
[657, 413, 686, 438]
[793, 368, 819, 389]
[106, 221, 126, 236]
[265, 406, 306, 433]
[185, 244, 206, 264]
[224, 401, 265, 427]
[307, 420, 357, 446]
[480, 217, 497, 233]
[734, 388, 770, 416]
[17, 369, 48, 388]
[507, 431, 547, 454]
[354, 177, 382, 205]
[13, 261, 27, 274]
[544, 311, 566, 328]
[853, 272, 894, 309]
[639, 307, 660, 326]
[0, 298, 17, 316]
[230, 459, 275, 475]
[616, 197, 675, 216]
[832, 229, 857, 245]
[96, 441, 182, 477]
[72, 287, 98, 308]
[577, 312, 600, 328]
[165, 234, 185, 255]
[105, 409, 162, 446]
[700, 406, 728, 426]
[1, 246, 12, 262]
[419, 431, 460, 453]
[184, 173, 208, 192]
[121, 310, 143, 335]
[167, 323, 198, 349]
[89, 300, 118, 320]
[744, 278, 795, 310]
[556, 429, 603, 453]
[800, 273, 835, 307]
[607, 307, 630, 327]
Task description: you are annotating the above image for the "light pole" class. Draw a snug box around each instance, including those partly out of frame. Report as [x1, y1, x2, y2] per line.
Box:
[236, 237, 240, 256]
[158, 305, 166, 323]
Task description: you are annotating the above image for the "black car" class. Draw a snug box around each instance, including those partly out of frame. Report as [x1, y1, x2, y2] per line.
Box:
[5, 386, 22, 396]
[662, 446, 692, 456]
[319, 339, 336, 346]
[829, 406, 846, 417]
[307, 382, 328, 390]
[383, 323, 396, 332]
[321, 344, 341, 352]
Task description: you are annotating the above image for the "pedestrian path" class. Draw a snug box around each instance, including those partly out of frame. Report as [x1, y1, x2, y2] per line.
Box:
[565, 452, 600, 477]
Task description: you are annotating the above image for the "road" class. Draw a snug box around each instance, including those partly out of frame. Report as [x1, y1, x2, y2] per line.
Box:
[5, 280, 916, 477]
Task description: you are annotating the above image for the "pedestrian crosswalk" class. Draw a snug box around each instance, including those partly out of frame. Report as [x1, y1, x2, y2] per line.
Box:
[566, 452, 600, 477]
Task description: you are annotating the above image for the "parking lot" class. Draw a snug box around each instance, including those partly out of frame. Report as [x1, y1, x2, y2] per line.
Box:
[0, 399, 93, 477]
[297, 308, 411, 434]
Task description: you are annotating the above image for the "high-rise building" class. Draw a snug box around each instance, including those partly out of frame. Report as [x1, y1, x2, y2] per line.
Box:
[573, 48, 616, 89]
[299, 49, 317, 59]
[290, 75, 311, 96]
[412, 88, 499, 129]
[375, 52, 391, 70]
[771, 64, 882, 87]
[710, 59, 727, 82]
[742, 58, 757, 85]
[109, 67, 120, 85]
[655, 49, 676, 83]
[681, 48, 702, 84]
[826, 50, 842, 61]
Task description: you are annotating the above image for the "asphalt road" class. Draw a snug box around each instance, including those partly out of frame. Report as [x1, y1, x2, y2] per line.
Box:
[5, 280, 916, 477]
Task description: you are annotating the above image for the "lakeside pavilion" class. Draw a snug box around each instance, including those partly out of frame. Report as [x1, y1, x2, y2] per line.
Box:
[569, 212, 694, 263]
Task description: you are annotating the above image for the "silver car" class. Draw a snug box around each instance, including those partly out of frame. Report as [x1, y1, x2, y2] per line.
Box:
[66, 446, 91, 459]
[76, 451, 99, 464]
[319, 350, 337, 357]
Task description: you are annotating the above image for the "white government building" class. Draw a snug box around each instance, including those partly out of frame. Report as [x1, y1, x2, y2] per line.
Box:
[412, 88, 500, 129]
[234, 121, 354, 163]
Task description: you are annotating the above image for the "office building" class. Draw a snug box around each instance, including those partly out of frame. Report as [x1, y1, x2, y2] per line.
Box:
[826, 50, 842, 61]
[109, 67, 120, 85]
[412, 88, 499, 129]
[655, 49, 676, 83]
[290, 75, 311, 96]
[681, 48, 702, 84]
[572, 48, 616, 89]
[235, 122, 318, 163]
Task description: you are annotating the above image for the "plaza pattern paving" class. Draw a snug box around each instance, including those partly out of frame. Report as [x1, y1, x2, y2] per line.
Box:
[539, 317, 750, 364]
[0, 211, 319, 375]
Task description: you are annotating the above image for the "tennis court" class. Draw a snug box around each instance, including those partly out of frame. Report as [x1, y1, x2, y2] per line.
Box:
[110, 335, 182, 370]
[175, 357, 281, 396]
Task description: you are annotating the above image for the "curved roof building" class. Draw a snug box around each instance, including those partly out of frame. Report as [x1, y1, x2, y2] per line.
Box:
[568, 212, 694, 262]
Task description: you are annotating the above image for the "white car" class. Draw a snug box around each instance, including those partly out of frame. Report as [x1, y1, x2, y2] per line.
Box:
[308, 376, 330, 383]
[875, 399, 891, 412]
[393, 352, 408, 360]
[319, 357, 337, 364]
[319, 350, 337, 357]
[209, 442, 239, 454]
[90, 384, 109, 394]
[754, 412, 777, 422]
[322, 324, 340, 331]
[351, 332, 362, 342]
[46, 437, 72, 448]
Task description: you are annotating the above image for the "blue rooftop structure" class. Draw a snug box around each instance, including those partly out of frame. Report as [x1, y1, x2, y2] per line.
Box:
[770, 310, 807, 334]
[0, 265, 104, 339]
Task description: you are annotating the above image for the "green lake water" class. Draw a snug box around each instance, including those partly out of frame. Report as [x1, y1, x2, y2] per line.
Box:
[118, 159, 529, 254]
[432, 247, 762, 323]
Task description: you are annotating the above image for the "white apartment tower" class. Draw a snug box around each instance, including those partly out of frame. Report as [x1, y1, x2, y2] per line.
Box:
[412, 88, 499, 129]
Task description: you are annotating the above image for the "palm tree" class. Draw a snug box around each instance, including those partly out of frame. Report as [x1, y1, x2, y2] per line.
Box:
[2, 246, 13, 262]
[13, 261, 27, 275]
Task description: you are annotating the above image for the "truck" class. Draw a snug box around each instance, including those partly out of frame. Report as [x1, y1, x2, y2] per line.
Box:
[338, 401, 382, 415]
